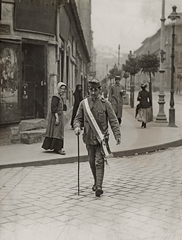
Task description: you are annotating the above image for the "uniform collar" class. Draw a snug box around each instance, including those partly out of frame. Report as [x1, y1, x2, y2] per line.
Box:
[89, 95, 101, 101]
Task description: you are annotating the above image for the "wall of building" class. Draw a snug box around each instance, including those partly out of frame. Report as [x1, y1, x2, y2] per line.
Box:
[0, 0, 90, 125]
[134, 15, 182, 93]
[76, 0, 91, 55]
[165, 20, 182, 93]
[76, 0, 96, 79]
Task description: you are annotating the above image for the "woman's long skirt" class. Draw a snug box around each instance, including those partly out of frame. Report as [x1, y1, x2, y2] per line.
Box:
[42, 111, 64, 151]
[140, 108, 148, 123]
[42, 137, 63, 151]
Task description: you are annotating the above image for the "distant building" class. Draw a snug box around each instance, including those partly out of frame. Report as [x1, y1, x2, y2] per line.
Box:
[89, 31, 97, 79]
[134, 13, 182, 93]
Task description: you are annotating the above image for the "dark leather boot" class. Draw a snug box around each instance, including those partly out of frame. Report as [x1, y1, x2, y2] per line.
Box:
[144, 122, 146, 128]
[141, 122, 144, 128]
[92, 184, 96, 191]
[95, 166, 104, 197]
[90, 165, 96, 191]
[95, 186, 103, 197]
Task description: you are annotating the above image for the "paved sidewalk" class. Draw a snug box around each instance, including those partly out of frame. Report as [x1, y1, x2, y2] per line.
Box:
[0, 104, 182, 168]
[0, 146, 182, 240]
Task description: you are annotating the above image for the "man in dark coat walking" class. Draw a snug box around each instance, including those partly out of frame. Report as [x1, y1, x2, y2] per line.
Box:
[74, 79, 121, 197]
[108, 76, 125, 125]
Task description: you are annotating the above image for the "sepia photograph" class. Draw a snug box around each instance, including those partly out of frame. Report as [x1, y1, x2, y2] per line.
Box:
[0, 0, 182, 239]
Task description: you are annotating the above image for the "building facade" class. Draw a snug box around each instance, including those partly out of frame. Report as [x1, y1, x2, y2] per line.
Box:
[0, 0, 90, 125]
[76, 0, 96, 81]
[134, 14, 182, 93]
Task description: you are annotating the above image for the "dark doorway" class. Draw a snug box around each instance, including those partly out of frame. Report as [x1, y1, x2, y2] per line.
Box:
[22, 43, 46, 119]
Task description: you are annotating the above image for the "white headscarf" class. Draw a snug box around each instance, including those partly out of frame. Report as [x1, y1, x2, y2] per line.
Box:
[57, 82, 67, 91]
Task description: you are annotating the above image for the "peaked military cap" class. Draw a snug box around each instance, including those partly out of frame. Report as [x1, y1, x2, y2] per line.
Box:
[88, 78, 101, 88]
[115, 76, 121, 80]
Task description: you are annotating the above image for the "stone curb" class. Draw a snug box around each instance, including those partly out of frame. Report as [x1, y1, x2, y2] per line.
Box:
[0, 139, 182, 169]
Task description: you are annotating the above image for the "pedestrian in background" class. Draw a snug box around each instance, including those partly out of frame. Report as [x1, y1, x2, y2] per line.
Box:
[108, 75, 125, 125]
[70, 84, 83, 129]
[137, 83, 152, 128]
[74, 79, 121, 197]
[42, 82, 67, 155]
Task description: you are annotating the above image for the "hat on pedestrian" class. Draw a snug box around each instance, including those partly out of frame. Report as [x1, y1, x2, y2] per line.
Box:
[115, 76, 121, 80]
[57, 82, 67, 90]
[140, 83, 147, 88]
[88, 78, 101, 88]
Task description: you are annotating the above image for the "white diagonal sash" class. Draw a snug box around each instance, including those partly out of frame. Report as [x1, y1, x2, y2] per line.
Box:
[83, 98, 113, 158]
[84, 98, 103, 143]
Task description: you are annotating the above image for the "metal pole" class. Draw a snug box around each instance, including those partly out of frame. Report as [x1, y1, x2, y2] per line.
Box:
[130, 75, 134, 108]
[168, 23, 177, 127]
[130, 74, 132, 107]
[132, 76, 135, 108]
[77, 134, 80, 195]
[125, 78, 127, 91]
[118, 44, 120, 69]
[156, 0, 167, 123]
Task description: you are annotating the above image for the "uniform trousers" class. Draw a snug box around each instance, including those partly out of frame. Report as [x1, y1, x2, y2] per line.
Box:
[86, 144, 105, 188]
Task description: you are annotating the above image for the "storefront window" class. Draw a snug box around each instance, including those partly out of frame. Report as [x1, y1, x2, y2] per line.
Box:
[0, 47, 18, 103]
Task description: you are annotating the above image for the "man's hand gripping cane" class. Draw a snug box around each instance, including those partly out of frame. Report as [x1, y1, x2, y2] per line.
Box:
[74, 127, 81, 136]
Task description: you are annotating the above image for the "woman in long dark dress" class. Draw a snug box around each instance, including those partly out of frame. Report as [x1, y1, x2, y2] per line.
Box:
[42, 82, 67, 154]
[137, 83, 152, 128]
[70, 84, 83, 129]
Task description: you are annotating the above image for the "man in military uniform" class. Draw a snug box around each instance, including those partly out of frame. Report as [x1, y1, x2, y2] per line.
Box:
[74, 79, 121, 197]
[108, 75, 125, 125]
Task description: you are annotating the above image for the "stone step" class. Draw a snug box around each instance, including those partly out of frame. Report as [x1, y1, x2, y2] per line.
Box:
[19, 119, 47, 131]
[0, 125, 13, 145]
[20, 129, 46, 144]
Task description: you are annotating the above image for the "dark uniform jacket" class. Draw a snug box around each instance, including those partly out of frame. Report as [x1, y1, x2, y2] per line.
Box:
[74, 95, 121, 145]
[137, 89, 151, 109]
[108, 83, 125, 118]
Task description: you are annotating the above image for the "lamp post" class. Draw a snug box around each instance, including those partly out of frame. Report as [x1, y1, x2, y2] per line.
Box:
[168, 6, 180, 127]
[118, 44, 121, 69]
[128, 51, 134, 108]
[156, 0, 167, 123]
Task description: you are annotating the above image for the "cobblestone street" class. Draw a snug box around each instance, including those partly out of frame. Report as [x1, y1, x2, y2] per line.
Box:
[0, 146, 182, 240]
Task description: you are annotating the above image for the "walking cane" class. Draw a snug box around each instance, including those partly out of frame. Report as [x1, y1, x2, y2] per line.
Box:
[77, 134, 80, 196]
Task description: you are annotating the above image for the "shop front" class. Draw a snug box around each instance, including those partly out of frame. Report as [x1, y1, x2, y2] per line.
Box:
[0, 40, 47, 124]
[21, 42, 47, 119]
[0, 41, 21, 124]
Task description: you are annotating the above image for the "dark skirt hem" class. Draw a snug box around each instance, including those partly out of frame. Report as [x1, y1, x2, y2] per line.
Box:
[42, 137, 63, 151]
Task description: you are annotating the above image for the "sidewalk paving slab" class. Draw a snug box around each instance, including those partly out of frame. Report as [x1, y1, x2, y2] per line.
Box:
[0, 106, 182, 169]
[0, 146, 182, 240]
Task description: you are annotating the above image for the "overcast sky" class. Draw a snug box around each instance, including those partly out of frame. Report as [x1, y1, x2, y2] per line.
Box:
[91, 0, 182, 54]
